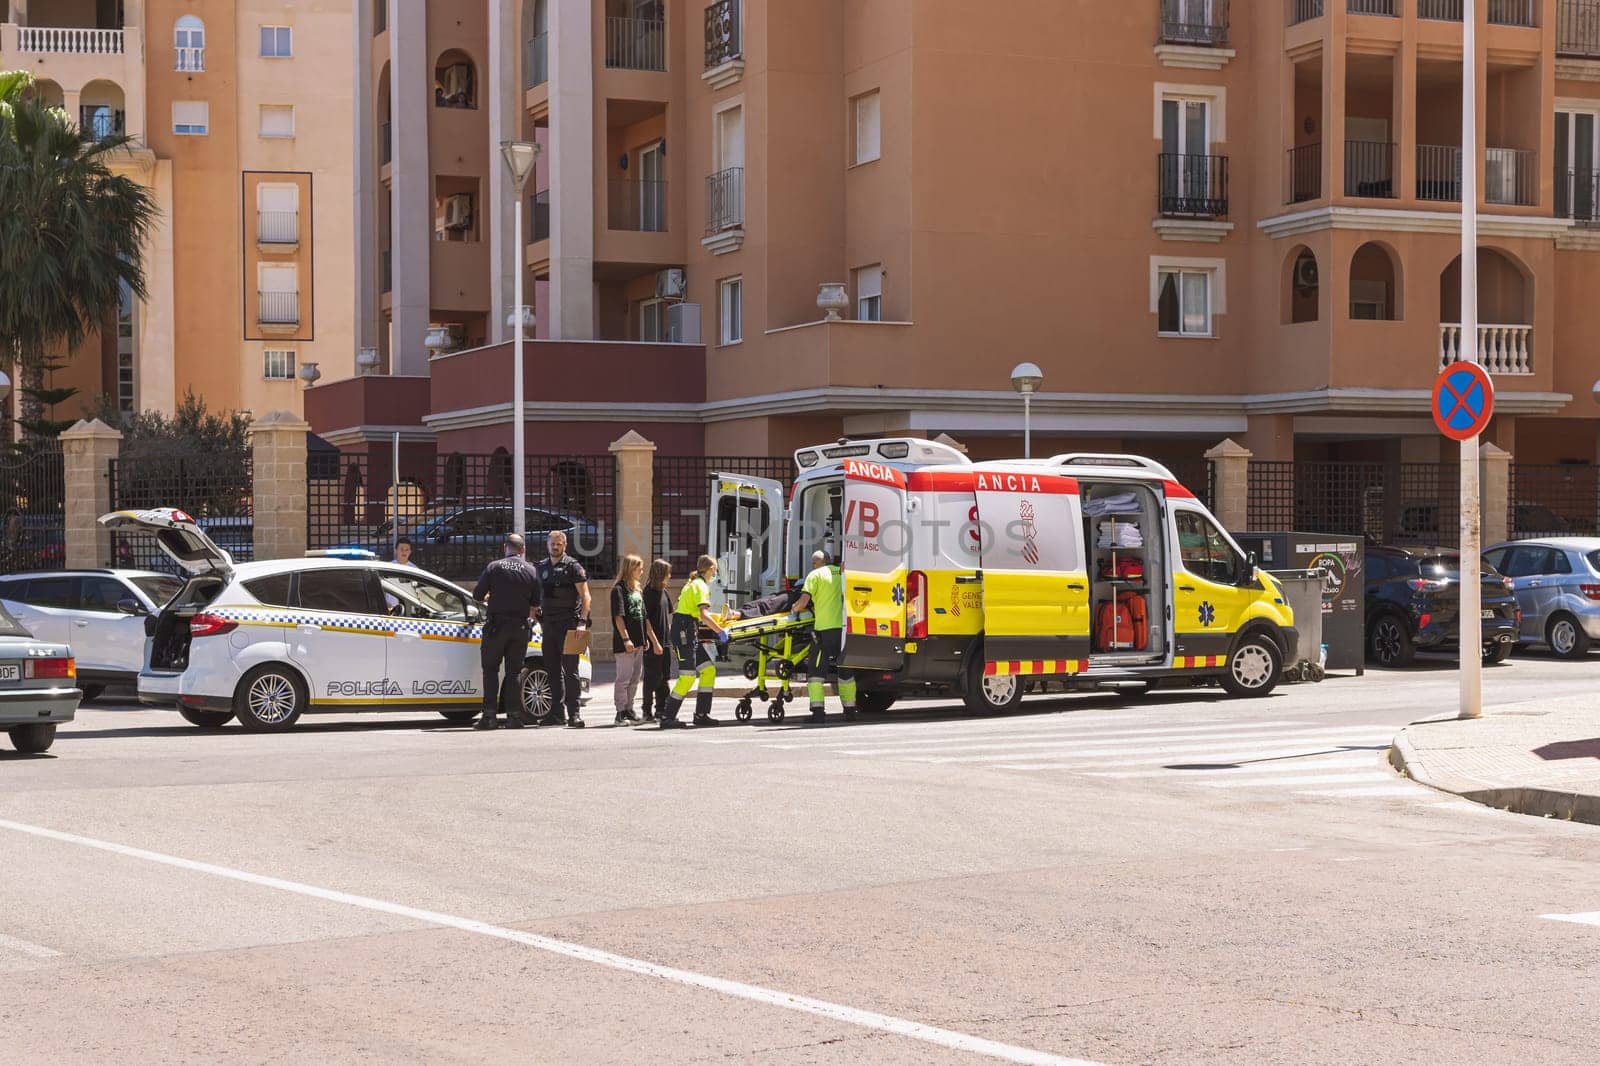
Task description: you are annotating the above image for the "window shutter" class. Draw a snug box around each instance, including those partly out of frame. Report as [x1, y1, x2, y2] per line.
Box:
[260, 105, 294, 138]
[855, 92, 880, 163]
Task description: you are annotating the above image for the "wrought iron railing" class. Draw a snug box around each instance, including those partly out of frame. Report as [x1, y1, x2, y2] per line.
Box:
[1485, 147, 1537, 206]
[257, 211, 299, 245]
[1417, 144, 1462, 202]
[0, 444, 66, 575]
[1158, 153, 1229, 217]
[1247, 460, 1461, 545]
[1488, 0, 1536, 26]
[1348, 0, 1395, 14]
[606, 16, 666, 71]
[1559, 0, 1600, 56]
[1557, 167, 1600, 222]
[608, 178, 668, 232]
[1160, 0, 1229, 45]
[1345, 140, 1396, 197]
[78, 107, 125, 140]
[705, 0, 742, 67]
[1419, 0, 1463, 18]
[259, 291, 300, 326]
[1287, 143, 1322, 203]
[705, 167, 744, 234]
[109, 452, 253, 571]
[1288, 0, 1324, 25]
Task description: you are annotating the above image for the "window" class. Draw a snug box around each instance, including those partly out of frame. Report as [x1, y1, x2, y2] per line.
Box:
[172, 101, 209, 136]
[378, 572, 469, 622]
[264, 349, 296, 380]
[80, 577, 133, 613]
[175, 15, 205, 71]
[260, 265, 297, 294]
[1175, 511, 1243, 585]
[132, 576, 183, 606]
[639, 298, 666, 342]
[244, 574, 293, 608]
[855, 264, 883, 321]
[297, 569, 379, 615]
[116, 278, 135, 414]
[1158, 269, 1211, 336]
[719, 276, 742, 344]
[25, 578, 75, 609]
[852, 90, 881, 165]
[260, 26, 293, 58]
[259, 105, 294, 138]
[257, 184, 299, 243]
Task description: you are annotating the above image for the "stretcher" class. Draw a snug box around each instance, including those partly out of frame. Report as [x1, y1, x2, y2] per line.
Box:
[706, 607, 816, 723]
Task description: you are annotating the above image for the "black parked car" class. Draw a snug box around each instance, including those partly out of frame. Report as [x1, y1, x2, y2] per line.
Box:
[1364, 545, 1520, 667]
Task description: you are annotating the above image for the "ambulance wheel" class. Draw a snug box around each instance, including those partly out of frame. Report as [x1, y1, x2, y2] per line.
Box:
[767, 703, 785, 723]
[743, 660, 760, 681]
[234, 664, 306, 732]
[856, 691, 896, 714]
[735, 699, 753, 722]
[962, 654, 1023, 715]
[1220, 635, 1282, 699]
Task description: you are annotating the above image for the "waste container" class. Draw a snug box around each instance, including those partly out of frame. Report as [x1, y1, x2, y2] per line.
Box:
[1267, 568, 1325, 683]
[1236, 532, 1365, 673]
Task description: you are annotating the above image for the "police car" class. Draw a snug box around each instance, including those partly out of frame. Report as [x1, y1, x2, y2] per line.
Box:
[100, 509, 589, 731]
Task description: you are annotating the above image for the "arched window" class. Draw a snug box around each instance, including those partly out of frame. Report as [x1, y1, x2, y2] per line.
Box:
[434, 50, 477, 109]
[1284, 246, 1319, 324]
[1349, 242, 1401, 321]
[175, 15, 205, 72]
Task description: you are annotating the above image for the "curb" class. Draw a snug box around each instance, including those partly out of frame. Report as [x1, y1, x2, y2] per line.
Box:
[1389, 729, 1600, 825]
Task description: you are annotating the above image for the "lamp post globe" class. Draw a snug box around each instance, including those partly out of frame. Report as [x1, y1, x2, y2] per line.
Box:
[1010, 362, 1044, 458]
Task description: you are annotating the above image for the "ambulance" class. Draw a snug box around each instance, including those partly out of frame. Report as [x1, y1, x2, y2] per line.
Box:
[709, 438, 1296, 714]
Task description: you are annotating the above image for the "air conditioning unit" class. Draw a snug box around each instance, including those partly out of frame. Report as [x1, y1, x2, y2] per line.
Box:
[1293, 256, 1319, 292]
[443, 194, 473, 230]
[656, 267, 687, 299]
[443, 63, 472, 103]
[667, 302, 701, 344]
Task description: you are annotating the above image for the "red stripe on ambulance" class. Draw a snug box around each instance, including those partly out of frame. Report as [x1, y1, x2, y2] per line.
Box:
[971, 471, 1079, 495]
[844, 459, 907, 488]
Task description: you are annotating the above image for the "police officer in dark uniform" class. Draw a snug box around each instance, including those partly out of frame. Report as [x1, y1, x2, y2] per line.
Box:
[535, 529, 591, 728]
[471, 532, 542, 731]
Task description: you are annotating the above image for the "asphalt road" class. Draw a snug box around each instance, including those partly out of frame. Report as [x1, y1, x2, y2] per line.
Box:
[4, 653, 1599, 1064]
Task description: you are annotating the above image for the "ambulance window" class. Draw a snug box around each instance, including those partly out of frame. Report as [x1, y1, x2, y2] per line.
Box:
[798, 481, 843, 561]
[1176, 511, 1242, 585]
[716, 494, 770, 574]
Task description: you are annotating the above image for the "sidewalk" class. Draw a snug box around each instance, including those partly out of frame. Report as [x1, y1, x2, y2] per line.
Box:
[1392, 694, 1600, 823]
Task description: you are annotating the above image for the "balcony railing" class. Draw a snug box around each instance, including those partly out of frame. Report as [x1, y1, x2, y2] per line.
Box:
[1488, 0, 1536, 26]
[1158, 153, 1229, 217]
[524, 32, 548, 89]
[608, 178, 668, 232]
[78, 107, 124, 140]
[381, 121, 391, 165]
[176, 46, 204, 72]
[606, 16, 665, 72]
[1486, 147, 1537, 206]
[1348, 0, 1395, 15]
[1559, 1, 1600, 56]
[18, 27, 124, 53]
[1288, 0, 1324, 25]
[1417, 144, 1462, 202]
[530, 190, 551, 242]
[1160, 0, 1229, 46]
[1440, 324, 1533, 376]
[1419, 0, 1463, 18]
[258, 211, 299, 245]
[1557, 168, 1600, 222]
[1345, 140, 1396, 198]
[705, 166, 744, 234]
[1287, 142, 1322, 203]
[705, 0, 742, 67]
[259, 292, 300, 326]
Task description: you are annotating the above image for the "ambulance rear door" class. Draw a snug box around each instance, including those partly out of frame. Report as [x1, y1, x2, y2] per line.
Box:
[708, 474, 785, 611]
[839, 459, 909, 672]
[972, 470, 1091, 674]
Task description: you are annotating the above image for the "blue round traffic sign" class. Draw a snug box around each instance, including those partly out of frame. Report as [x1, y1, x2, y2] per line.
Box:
[1432, 362, 1495, 442]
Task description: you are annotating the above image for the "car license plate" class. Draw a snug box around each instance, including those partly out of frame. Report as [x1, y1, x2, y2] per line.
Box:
[0, 664, 19, 682]
[1482, 609, 1495, 619]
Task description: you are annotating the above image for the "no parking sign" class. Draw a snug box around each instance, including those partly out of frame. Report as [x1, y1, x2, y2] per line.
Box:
[1432, 362, 1495, 442]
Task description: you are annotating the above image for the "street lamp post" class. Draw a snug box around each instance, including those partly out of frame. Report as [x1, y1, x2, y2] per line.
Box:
[500, 140, 541, 540]
[1010, 362, 1043, 459]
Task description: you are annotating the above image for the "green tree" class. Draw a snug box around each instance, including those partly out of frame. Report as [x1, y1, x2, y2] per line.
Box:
[0, 70, 157, 439]
[89, 390, 253, 516]
[17, 360, 80, 439]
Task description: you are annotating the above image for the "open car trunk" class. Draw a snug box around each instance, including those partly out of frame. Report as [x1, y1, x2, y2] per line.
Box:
[147, 575, 228, 672]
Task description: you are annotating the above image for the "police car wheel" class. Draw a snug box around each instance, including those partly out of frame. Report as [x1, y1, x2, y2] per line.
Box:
[234, 665, 306, 731]
[1220, 636, 1281, 699]
[519, 666, 552, 720]
[962, 654, 1022, 715]
[178, 707, 235, 729]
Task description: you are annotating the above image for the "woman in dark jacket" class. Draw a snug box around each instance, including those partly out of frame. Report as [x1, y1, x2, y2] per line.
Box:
[640, 558, 673, 722]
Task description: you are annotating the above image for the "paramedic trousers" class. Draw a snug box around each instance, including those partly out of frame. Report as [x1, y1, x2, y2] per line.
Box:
[808, 628, 858, 712]
[481, 617, 531, 722]
[541, 619, 584, 722]
[665, 615, 715, 722]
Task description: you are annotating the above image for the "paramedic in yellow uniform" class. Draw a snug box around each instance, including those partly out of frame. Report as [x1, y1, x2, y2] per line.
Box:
[660, 554, 728, 729]
[792, 550, 857, 725]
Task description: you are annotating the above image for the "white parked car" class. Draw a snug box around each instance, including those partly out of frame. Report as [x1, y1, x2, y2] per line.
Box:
[99, 509, 590, 731]
[0, 569, 184, 701]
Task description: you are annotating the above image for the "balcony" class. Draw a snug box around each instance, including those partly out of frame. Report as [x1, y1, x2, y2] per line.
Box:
[175, 45, 203, 72]
[1488, 0, 1536, 26]
[257, 211, 299, 249]
[1417, 145, 1461, 202]
[259, 291, 300, 328]
[1157, 154, 1228, 218]
[1486, 148, 1537, 206]
[1287, 143, 1321, 203]
[1559, 1, 1600, 56]
[704, 0, 744, 87]
[381, 121, 391, 165]
[1160, 0, 1229, 46]
[1439, 324, 1533, 376]
[1345, 141, 1396, 198]
[605, 16, 665, 72]
[78, 106, 124, 140]
[703, 167, 744, 254]
[608, 178, 668, 232]
[1419, 0, 1462, 18]
[524, 32, 548, 89]
[1557, 168, 1600, 223]
[530, 190, 551, 242]
[17, 26, 123, 53]
[1347, 0, 1395, 15]
[1288, 0, 1323, 25]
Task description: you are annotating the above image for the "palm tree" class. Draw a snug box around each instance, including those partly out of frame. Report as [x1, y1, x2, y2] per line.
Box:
[0, 70, 157, 438]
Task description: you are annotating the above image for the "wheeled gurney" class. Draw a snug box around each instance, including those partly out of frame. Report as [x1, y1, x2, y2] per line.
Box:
[706, 588, 815, 722]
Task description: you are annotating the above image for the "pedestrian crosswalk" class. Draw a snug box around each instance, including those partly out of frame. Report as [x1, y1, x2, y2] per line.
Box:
[699, 709, 1428, 802]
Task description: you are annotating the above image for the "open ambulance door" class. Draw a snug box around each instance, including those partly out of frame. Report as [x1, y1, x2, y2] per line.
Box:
[972, 471, 1092, 678]
[708, 473, 785, 611]
[839, 459, 909, 672]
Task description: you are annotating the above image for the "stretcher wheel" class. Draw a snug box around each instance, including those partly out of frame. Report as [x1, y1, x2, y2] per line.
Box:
[767, 703, 785, 722]
[755, 688, 770, 703]
[773, 660, 794, 680]
[743, 660, 760, 681]
[735, 699, 753, 722]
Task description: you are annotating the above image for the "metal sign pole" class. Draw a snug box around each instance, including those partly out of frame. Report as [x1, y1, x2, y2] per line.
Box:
[1460, 0, 1483, 720]
[391, 430, 401, 559]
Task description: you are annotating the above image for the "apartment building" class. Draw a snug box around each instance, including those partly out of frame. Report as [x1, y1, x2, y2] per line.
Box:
[0, 0, 353, 420]
[342, 0, 1600, 472]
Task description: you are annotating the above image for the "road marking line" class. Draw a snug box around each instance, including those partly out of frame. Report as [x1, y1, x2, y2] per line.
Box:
[1543, 912, 1600, 927]
[1197, 772, 1397, 789]
[997, 738, 1393, 771]
[920, 731, 1394, 765]
[692, 715, 1257, 745]
[0, 932, 61, 959]
[0, 818, 1097, 1066]
[1090, 754, 1379, 779]
[1293, 785, 1421, 798]
[857, 726, 1391, 760]
[761, 720, 1315, 751]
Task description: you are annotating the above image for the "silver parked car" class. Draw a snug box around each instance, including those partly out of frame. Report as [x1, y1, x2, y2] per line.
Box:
[0, 601, 81, 753]
[1483, 538, 1600, 659]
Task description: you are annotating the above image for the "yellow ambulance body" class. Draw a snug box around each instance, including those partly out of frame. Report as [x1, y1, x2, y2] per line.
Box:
[708, 437, 1295, 713]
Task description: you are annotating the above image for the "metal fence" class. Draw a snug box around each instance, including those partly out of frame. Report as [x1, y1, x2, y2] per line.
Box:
[1510, 465, 1600, 539]
[308, 451, 618, 581]
[653, 455, 794, 563]
[1559, 0, 1600, 57]
[1166, 459, 1214, 510]
[0, 443, 65, 574]
[108, 452, 253, 572]
[1246, 460, 1460, 545]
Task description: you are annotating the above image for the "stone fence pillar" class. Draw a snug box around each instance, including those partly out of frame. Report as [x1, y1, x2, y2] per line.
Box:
[1481, 442, 1511, 546]
[1204, 437, 1253, 532]
[59, 419, 123, 569]
[609, 431, 656, 566]
[251, 411, 309, 561]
